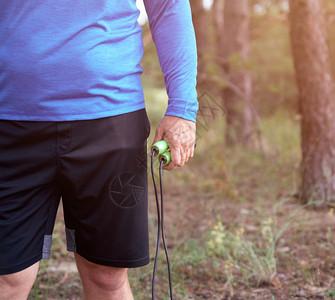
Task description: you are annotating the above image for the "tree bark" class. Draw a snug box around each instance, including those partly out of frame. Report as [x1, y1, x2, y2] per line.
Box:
[289, 0, 335, 206]
[221, 0, 255, 147]
[213, 0, 224, 55]
[190, 0, 210, 77]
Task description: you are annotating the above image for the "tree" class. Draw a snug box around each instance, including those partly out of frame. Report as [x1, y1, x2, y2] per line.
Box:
[220, 0, 255, 147]
[289, 0, 335, 206]
[213, 0, 224, 56]
[190, 0, 212, 89]
[189, 0, 209, 73]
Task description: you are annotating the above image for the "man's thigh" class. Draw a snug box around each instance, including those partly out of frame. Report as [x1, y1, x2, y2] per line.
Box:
[0, 109, 151, 275]
[0, 121, 60, 275]
[59, 109, 151, 269]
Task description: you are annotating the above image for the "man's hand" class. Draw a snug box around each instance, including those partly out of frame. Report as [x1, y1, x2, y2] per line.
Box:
[153, 115, 196, 171]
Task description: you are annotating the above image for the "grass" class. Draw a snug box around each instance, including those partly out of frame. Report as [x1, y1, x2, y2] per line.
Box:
[205, 219, 277, 287]
[204, 198, 314, 290]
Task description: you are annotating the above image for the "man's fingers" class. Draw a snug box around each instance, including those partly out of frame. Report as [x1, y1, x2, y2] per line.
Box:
[180, 145, 188, 166]
[185, 147, 192, 163]
[152, 116, 196, 171]
[163, 161, 177, 171]
[152, 126, 164, 145]
[153, 140, 195, 169]
[170, 145, 182, 167]
[162, 142, 194, 170]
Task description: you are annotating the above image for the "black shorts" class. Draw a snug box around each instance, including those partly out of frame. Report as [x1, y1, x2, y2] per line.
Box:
[0, 109, 151, 275]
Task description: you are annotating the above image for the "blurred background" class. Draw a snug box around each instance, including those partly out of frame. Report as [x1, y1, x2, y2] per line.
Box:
[30, 1, 335, 299]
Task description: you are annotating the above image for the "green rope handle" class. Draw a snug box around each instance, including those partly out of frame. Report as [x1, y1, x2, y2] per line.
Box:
[151, 140, 171, 165]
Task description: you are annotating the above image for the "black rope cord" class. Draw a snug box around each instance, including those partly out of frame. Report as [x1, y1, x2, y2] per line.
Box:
[151, 151, 173, 300]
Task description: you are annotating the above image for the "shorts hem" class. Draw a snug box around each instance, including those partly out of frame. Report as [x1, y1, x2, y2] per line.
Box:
[0, 253, 42, 275]
[75, 251, 150, 268]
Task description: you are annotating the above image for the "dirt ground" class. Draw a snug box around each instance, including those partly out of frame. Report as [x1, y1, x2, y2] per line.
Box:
[28, 178, 335, 300]
[160, 182, 335, 300]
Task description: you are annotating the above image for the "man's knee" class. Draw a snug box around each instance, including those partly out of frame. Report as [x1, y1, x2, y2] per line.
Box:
[75, 254, 129, 292]
[88, 265, 128, 292]
[0, 262, 39, 300]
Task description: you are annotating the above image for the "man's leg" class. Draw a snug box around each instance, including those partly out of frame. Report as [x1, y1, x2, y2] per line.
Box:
[75, 254, 134, 300]
[0, 120, 60, 299]
[0, 262, 39, 300]
[59, 112, 150, 299]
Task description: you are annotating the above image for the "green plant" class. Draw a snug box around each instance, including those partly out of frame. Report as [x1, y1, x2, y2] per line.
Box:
[327, 285, 335, 299]
[205, 199, 313, 289]
[206, 219, 277, 287]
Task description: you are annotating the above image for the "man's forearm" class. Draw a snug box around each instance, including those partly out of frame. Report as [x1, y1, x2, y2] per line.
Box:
[143, 0, 199, 122]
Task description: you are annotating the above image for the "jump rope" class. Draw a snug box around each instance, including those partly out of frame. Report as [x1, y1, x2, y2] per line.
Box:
[150, 140, 173, 300]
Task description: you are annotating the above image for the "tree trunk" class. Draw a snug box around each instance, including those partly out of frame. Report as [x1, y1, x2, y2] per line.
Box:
[289, 0, 335, 206]
[221, 0, 254, 147]
[190, 0, 210, 77]
[213, 0, 224, 55]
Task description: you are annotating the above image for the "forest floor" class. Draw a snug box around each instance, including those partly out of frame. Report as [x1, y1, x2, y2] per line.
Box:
[28, 183, 335, 300]
[28, 112, 335, 300]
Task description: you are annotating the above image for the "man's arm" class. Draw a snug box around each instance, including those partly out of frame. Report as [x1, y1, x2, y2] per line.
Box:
[143, 0, 198, 170]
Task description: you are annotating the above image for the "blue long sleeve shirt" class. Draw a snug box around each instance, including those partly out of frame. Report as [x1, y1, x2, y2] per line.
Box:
[0, 0, 198, 122]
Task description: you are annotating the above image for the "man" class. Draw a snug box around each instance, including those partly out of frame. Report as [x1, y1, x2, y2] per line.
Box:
[0, 0, 198, 299]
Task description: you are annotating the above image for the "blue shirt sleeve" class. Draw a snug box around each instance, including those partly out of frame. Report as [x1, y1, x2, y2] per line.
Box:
[143, 0, 199, 123]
